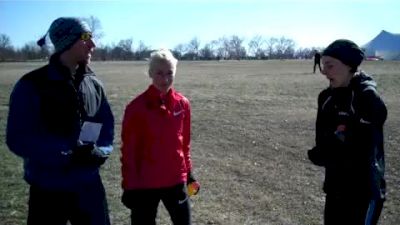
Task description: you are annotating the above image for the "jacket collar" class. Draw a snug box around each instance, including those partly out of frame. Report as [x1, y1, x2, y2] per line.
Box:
[48, 53, 93, 81]
[145, 85, 177, 111]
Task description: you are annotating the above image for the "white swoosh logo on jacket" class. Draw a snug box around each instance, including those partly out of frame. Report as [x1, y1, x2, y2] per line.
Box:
[173, 110, 184, 116]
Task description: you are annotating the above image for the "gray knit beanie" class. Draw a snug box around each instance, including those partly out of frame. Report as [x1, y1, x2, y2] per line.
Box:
[37, 17, 91, 53]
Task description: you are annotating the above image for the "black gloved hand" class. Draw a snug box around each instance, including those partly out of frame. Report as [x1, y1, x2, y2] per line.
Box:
[71, 143, 94, 165]
[187, 170, 197, 184]
[121, 190, 136, 209]
[71, 142, 107, 167]
[308, 146, 326, 167]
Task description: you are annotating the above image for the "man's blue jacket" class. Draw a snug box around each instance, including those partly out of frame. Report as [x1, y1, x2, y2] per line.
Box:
[6, 55, 114, 190]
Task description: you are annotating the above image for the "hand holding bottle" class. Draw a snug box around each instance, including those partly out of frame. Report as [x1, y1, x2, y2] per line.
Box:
[187, 171, 200, 196]
[188, 181, 200, 196]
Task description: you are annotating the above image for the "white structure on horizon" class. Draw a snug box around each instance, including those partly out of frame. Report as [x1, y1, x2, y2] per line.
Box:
[363, 30, 400, 60]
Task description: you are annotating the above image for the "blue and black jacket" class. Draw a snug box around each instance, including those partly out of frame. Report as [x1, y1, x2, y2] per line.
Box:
[6, 54, 114, 191]
[308, 72, 387, 200]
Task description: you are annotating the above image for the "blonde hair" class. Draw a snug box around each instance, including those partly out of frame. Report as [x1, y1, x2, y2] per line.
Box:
[148, 48, 178, 74]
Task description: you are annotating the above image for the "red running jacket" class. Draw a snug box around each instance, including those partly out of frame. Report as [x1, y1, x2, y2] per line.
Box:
[121, 85, 192, 189]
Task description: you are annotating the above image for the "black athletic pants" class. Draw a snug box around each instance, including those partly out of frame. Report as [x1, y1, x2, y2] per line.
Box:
[27, 178, 110, 225]
[324, 194, 384, 225]
[314, 62, 322, 73]
[122, 183, 191, 225]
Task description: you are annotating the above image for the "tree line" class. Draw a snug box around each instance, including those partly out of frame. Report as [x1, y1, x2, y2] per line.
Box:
[0, 16, 321, 62]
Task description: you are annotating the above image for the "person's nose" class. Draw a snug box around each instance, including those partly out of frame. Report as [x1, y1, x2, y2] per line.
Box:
[87, 39, 96, 49]
[163, 75, 170, 83]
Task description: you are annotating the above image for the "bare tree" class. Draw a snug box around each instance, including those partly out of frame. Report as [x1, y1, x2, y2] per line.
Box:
[294, 47, 314, 59]
[199, 42, 215, 60]
[184, 37, 200, 60]
[248, 35, 267, 59]
[0, 33, 12, 49]
[213, 36, 230, 60]
[93, 45, 111, 61]
[275, 37, 295, 59]
[0, 33, 14, 61]
[265, 37, 278, 59]
[19, 41, 46, 60]
[135, 40, 150, 60]
[118, 38, 134, 60]
[229, 35, 246, 60]
[173, 44, 186, 60]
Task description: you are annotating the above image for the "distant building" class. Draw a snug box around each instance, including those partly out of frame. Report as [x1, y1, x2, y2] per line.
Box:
[363, 30, 400, 60]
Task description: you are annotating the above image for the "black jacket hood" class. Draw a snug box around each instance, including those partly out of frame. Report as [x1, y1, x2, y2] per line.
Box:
[350, 71, 377, 91]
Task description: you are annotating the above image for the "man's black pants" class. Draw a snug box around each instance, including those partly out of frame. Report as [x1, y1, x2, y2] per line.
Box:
[314, 62, 322, 73]
[27, 178, 110, 225]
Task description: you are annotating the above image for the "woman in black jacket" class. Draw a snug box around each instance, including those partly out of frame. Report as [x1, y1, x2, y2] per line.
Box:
[308, 39, 387, 225]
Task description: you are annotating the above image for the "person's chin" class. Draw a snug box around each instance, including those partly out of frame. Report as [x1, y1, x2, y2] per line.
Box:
[79, 55, 91, 65]
[328, 79, 336, 88]
[86, 54, 92, 63]
[158, 86, 171, 93]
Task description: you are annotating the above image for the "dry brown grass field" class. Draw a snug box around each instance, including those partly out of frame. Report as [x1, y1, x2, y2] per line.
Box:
[0, 60, 399, 225]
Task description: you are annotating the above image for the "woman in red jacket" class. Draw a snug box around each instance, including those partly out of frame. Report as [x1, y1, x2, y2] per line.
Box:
[121, 49, 199, 225]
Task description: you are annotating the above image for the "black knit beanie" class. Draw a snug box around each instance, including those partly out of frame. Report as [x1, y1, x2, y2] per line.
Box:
[322, 39, 365, 72]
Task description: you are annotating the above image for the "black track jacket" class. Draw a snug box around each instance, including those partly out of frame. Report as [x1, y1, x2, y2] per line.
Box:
[308, 72, 387, 200]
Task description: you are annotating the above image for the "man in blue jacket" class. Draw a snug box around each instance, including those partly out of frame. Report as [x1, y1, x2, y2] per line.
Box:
[6, 17, 114, 225]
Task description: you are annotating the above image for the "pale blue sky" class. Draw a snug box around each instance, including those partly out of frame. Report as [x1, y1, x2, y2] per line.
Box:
[1, 0, 399, 50]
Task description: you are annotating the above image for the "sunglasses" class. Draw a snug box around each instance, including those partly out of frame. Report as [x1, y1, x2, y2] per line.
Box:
[81, 32, 93, 41]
